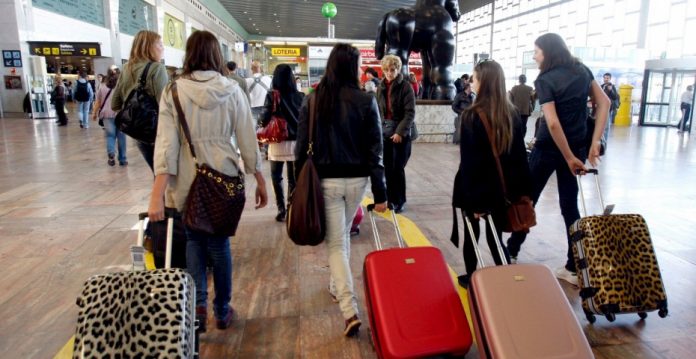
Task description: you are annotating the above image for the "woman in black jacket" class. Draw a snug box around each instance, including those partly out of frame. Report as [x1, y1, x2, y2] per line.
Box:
[451, 82, 473, 144]
[452, 59, 532, 288]
[260, 64, 304, 222]
[376, 55, 416, 213]
[295, 44, 387, 338]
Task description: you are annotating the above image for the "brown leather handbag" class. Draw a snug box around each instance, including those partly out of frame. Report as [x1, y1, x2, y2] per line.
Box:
[171, 82, 246, 236]
[478, 109, 536, 233]
[286, 96, 325, 246]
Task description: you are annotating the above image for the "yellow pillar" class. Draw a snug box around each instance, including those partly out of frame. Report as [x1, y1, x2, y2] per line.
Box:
[615, 84, 634, 126]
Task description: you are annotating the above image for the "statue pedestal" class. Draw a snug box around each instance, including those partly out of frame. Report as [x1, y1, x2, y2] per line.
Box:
[414, 100, 455, 143]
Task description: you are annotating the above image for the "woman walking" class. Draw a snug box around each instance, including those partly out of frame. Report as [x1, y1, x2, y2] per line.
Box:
[112, 30, 169, 172]
[93, 67, 127, 166]
[295, 44, 387, 337]
[506, 33, 609, 285]
[259, 64, 304, 221]
[148, 31, 268, 332]
[451, 60, 532, 287]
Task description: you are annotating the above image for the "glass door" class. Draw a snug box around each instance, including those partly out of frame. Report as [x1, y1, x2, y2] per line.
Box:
[641, 69, 696, 129]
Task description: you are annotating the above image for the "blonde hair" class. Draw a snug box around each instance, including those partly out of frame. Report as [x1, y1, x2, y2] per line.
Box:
[129, 30, 161, 64]
[381, 55, 402, 72]
[251, 60, 262, 74]
[470, 60, 515, 154]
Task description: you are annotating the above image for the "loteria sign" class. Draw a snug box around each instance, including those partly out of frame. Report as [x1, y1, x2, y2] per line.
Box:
[271, 48, 301, 57]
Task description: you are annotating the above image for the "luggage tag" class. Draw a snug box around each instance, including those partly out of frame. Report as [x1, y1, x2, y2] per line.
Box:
[130, 245, 146, 271]
[603, 204, 615, 216]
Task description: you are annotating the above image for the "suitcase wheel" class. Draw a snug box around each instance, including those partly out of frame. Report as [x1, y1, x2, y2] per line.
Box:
[658, 308, 668, 318]
[585, 311, 596, 324]
[605, 312, 616, 322]
[638, 312, 648, 320]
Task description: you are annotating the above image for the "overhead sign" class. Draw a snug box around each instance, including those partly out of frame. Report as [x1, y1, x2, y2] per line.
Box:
[272, 48, 301, 57]
[28, 42, 101, 57]
[2, 50, 22, 67]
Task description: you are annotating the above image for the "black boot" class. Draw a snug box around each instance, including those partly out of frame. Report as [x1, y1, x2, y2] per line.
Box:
[275, 206, 286, 222]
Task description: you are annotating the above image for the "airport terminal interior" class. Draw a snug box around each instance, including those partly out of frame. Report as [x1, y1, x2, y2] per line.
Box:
[1, 0, 696, 358]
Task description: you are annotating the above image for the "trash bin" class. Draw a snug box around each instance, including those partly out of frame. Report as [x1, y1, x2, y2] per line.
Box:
[615, 84, 633, 126]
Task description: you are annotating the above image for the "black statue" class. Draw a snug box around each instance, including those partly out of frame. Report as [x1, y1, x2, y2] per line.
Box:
[376, 0, 460, 100]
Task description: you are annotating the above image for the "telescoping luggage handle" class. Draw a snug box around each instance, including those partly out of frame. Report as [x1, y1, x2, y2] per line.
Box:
[576, 169, 614, 217]
[366, 203, 405, 250]
[459, 210, 509, 268]
[132, 209, 178, 270]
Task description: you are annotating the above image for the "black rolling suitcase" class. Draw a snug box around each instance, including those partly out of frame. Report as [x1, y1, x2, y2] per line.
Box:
[570, 169, 668, 323]
[72, 212, 198, 358]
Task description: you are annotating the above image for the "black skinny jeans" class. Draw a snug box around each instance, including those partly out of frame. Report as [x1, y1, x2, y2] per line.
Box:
[270, 160, 296, 209]
[506, 145, 587, 272]
[54, 100, 68, 124]
[461, 209, 510, 276]
[383, 138, 411, 206]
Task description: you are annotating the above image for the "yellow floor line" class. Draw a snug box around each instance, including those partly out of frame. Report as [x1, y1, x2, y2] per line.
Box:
[360, 198, 475, 337]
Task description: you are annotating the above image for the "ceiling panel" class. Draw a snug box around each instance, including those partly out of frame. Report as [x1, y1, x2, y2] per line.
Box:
[218, 1, 490, 40]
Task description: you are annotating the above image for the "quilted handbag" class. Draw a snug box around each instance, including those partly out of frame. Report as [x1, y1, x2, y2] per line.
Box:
[171, 82, 246, 236]
[286, 96, 325, 246]
[257, 90, 289, 143]
[115, 62, 159, 144]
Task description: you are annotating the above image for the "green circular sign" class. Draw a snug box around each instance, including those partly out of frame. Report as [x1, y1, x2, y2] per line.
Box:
[321, 2, 337, 18]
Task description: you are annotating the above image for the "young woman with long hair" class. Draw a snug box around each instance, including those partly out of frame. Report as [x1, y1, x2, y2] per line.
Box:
[451, 60, 532, 287]
[111, 30, 168, 172]
[295, 43, 387, 337]
[92, 67, 127, 166]
[148, 30, 268, 332]
[260, 64, 304, 221]
[506, 33, 609, 285]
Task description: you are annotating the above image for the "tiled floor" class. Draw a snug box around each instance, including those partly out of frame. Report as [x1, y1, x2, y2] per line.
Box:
[0, 112, 695, 358]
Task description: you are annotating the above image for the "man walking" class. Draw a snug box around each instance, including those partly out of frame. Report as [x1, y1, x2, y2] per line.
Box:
[509, 74, 535, 138]
[678, 85, 693, 133]
[73, 70, 94, 129]
[245, 60, 272, 122]
[226, 61, 249, 101]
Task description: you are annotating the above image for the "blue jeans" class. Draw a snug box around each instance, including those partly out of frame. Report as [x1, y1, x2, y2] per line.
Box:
[185, 228, 232, 320]
[78, 101, 91, 127]
[103, 118, 127, 162]
[506, 145, 587, 272]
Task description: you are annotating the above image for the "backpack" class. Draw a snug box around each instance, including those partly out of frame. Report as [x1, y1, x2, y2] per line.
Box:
[115, 62, 159, 144]
[74, 81, 90, 102]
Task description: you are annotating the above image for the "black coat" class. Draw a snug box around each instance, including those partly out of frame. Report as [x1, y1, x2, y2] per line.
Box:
[260, 90, 304, 141]
[452, 109, 532, 215]
[376, 74, 416, 138]
[295, 87, 387, 203]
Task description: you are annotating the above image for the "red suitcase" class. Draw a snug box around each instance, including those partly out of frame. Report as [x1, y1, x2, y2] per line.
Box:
[461, 212, 593, 359]
[363, 204, 472, 359]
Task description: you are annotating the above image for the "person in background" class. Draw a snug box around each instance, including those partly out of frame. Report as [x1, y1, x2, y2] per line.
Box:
[226, 61, 249, 101]
[53, 75, 69, 126]
[148, 30, 268, 333]
[678, 85, 693, 133]
[95, 74, 104, 94]
[246, 60, 272, 122]
[601, 72, 619, 138]
[506, 33, 609, 285]
[376, 54, 416, 213]
[74, 70, 94, 129]
[454, 73, 470, 94]
[295, 76, 303, 92]
[509, 74, 535, 138]
[408, 72, 420, 98]
[452, 82, 474, 144]
[452, 59, 531, 288]
[112, 30, 169, 173]
[364, 67, 379, 93]
[295, 44, 387, 337]
[260, 64, 305, 222]
[93, 67, 127, 166]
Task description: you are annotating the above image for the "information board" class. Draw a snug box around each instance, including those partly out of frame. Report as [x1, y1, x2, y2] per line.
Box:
[118, 0, 156, 36]
[28, 42, 101, 57]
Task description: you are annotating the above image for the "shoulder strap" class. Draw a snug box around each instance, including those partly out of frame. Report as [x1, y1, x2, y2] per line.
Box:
[476, 108, 508, 198]
[307, 95, 316, 157]
[171, 82, 197, 161]
[139, 62, 153, 89]
[97, 88, 113, 114]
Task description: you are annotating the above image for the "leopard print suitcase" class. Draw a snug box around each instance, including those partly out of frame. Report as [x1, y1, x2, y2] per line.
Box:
[570, 214, 668, 323]
[72, 268, 196, 358]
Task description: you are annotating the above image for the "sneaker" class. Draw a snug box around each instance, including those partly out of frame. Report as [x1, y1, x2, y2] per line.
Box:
[350, 225, 360, 236]
[119, 161, 128, 166]
[216, 308, 234, 329]
[328, 286, 338, 303]
[343, 315, 361, 337]
[107, 155, 115, 167]
[510, 256, 518, 264]
[555, 267, 579, 287]
[196, 306, 207, 333]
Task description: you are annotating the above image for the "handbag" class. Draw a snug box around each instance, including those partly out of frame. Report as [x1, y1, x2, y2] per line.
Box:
[256, 90, 289, 143]
[477, 109, 536, 233]
[115, 62, 159, 144]
[171, 82, 246, 237]
[286, 96, 326, 246]
[96, 87, 113, 128]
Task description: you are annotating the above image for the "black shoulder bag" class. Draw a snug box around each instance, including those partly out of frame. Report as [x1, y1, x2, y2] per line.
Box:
[115, 62, 159, 144]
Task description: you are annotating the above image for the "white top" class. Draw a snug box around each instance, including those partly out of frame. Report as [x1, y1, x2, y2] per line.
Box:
[268, 140, 297, 162]
[681, 90, 693, 105]
[245, 73, 272, 108]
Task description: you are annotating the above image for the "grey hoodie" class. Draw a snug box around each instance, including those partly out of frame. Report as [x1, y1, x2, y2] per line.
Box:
[154, 70, 261, 211]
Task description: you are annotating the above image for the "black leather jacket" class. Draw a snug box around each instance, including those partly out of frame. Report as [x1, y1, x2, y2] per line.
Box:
[260, 90, 304, 141]
[376, 74, 416, 138]
[295, 87, 387, 203]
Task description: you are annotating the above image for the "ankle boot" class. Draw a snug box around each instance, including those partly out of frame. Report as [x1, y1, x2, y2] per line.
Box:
[275, 206, 286, 222]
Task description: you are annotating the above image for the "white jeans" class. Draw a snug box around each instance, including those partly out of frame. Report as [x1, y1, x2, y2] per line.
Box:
[322, 177, 368, 319]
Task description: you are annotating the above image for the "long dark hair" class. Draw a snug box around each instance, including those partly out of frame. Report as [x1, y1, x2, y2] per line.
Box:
[106, 67, 120, 89]
[535, 33, 579, 74]
[469, 60, 515, 154]
[272, 64, 298, 95]
[316, 44, 360, 121]
[182, 31, 225, 76]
